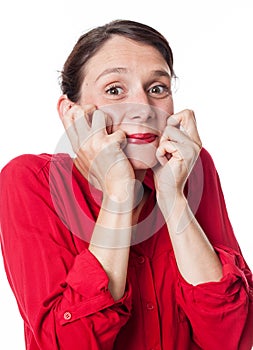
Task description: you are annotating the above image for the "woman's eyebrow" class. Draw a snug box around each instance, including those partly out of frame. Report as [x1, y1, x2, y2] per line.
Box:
[151, 69, 171, 79]
[95, 67, 128, 82]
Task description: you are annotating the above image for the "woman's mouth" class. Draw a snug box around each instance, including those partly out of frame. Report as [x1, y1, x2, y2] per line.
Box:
[126, 133, 157, 144]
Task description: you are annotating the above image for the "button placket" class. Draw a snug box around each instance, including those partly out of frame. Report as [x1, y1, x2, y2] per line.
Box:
[135, 254, 161, 349]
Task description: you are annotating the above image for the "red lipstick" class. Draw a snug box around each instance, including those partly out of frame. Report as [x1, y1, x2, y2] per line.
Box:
[126, 133, 157, 144]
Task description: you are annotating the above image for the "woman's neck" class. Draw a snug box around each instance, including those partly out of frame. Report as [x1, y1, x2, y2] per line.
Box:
[134, 169, 146, 183]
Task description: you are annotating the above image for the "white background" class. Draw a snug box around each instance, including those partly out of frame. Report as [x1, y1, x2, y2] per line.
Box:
[0, 0, 253, 348]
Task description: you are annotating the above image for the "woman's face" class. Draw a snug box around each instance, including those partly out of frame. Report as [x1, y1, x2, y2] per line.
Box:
[78, 35, 174, 169]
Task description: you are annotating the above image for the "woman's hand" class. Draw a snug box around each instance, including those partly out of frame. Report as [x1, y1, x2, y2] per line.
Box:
[153, 110, 223, 285]
[61, 104, 135, 300]
[61, 104, 135, 203]
[153, 109, 202, 206]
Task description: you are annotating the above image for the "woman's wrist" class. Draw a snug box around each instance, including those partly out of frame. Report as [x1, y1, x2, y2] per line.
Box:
[90, 193, 134, 249]
[101, 192, 134, 214]
[156, 189, 186, 220]
[101, 180, 135, 212]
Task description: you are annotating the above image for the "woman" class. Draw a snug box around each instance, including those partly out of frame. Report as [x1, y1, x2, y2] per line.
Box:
[0, 19, 252, 350]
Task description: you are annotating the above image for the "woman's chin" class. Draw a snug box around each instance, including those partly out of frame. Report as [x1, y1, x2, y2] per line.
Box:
[129, 157, 157, 170]
[124, 144, 158, 170]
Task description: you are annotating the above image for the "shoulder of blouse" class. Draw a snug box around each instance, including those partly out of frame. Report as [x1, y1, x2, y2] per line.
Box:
[199, 147, 216, 169]
[1, 153, 72, 176]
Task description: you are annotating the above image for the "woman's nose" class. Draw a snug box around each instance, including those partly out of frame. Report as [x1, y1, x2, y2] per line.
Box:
[125, 90, 155, 122]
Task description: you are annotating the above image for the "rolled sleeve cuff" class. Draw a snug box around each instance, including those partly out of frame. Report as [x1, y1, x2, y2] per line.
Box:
[56, 249, 132, 325]
[177, 245, 252, 308]
[175, 246, 253, 350]
[216, 246, 251, 293]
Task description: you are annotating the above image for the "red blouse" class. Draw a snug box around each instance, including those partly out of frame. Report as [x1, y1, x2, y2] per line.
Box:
[0, 148, 252, 350]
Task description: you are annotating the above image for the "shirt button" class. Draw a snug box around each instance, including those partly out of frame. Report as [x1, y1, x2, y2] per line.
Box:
[137, 256, 145, 264]
[63, 311, 72, 320]
[146, 302, 154, 310]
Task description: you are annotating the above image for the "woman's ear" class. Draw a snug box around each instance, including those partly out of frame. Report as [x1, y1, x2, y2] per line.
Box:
[57, 95, 74, 120]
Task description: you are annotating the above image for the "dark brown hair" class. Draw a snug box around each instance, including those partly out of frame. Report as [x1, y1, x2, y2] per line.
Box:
[60, 19, 175, 102]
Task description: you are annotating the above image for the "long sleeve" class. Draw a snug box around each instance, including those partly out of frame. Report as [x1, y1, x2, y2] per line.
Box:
[0, 154, 132, 350]
[175, 148, 253, 350]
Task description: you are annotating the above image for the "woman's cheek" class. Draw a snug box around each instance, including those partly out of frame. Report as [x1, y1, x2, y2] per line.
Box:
[99, 105, 124, 128]
[157, 119, 168, 136]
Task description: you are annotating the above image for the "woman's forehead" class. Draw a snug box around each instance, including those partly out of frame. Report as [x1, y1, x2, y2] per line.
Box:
[83, 35, 170, 77]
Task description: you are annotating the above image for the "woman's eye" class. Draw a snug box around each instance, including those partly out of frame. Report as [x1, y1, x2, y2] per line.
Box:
[105, 85, 124, 95]
[149, 84, 171, 97]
